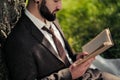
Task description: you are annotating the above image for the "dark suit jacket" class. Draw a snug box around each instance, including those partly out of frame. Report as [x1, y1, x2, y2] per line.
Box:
[3, 13, 76, 80]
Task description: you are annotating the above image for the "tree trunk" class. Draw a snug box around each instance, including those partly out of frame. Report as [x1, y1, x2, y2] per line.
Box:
[0, 0, 25, 80]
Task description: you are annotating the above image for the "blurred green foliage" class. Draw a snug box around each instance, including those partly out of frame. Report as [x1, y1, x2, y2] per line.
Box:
[57, 0, 120, 59]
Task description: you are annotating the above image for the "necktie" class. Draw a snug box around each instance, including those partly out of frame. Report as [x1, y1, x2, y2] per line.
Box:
[42, 26, 70, 66]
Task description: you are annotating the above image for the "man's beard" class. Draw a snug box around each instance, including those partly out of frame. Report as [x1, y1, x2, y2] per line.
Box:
[39, 0, 56, 21]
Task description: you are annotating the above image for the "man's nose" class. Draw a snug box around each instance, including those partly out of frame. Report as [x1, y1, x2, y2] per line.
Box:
[56, 1, 62, 10]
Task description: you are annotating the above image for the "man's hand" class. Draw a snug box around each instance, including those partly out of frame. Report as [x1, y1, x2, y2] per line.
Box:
[76, 52, 88, 60]
[69, 52, 95, 79]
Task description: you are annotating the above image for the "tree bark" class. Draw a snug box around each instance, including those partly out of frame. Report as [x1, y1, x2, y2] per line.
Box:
[0, 0, 25, 80]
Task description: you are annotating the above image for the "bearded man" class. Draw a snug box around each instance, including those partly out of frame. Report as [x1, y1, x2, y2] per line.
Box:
[3, 0, 120, 80]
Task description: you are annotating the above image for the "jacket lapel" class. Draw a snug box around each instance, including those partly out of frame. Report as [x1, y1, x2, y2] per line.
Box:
[24, 15, 64, 63]
[31, 26, 64, 63]
[41, 37, 64, 62]
[53, 20, 65, 38]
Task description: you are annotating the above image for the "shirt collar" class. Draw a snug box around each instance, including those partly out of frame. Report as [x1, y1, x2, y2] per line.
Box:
[25, 9, 51, 30]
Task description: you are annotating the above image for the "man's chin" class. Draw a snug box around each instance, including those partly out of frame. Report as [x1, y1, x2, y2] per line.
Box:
[46, 15, 56, 21]
[47, 18, 56, 21]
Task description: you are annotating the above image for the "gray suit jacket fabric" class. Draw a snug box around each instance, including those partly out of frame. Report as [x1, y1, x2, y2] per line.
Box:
[3, 13, 76, 80]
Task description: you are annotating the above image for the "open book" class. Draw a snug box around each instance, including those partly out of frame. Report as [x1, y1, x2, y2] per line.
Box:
[76, 28, 114, 65]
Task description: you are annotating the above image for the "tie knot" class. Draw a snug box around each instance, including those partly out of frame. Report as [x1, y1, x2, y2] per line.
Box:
[42, 26, 54, 35]
[49, 26, 54, 34]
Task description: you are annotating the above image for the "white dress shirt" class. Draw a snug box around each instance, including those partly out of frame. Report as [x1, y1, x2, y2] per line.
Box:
[25, 9, 73, 64]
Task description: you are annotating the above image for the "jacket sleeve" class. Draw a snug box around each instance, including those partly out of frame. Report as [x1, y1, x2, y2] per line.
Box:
[40, 68, 72, 80]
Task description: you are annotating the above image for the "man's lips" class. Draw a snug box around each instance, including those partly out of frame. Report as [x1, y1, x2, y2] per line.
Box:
[53, 9, 59, 14]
